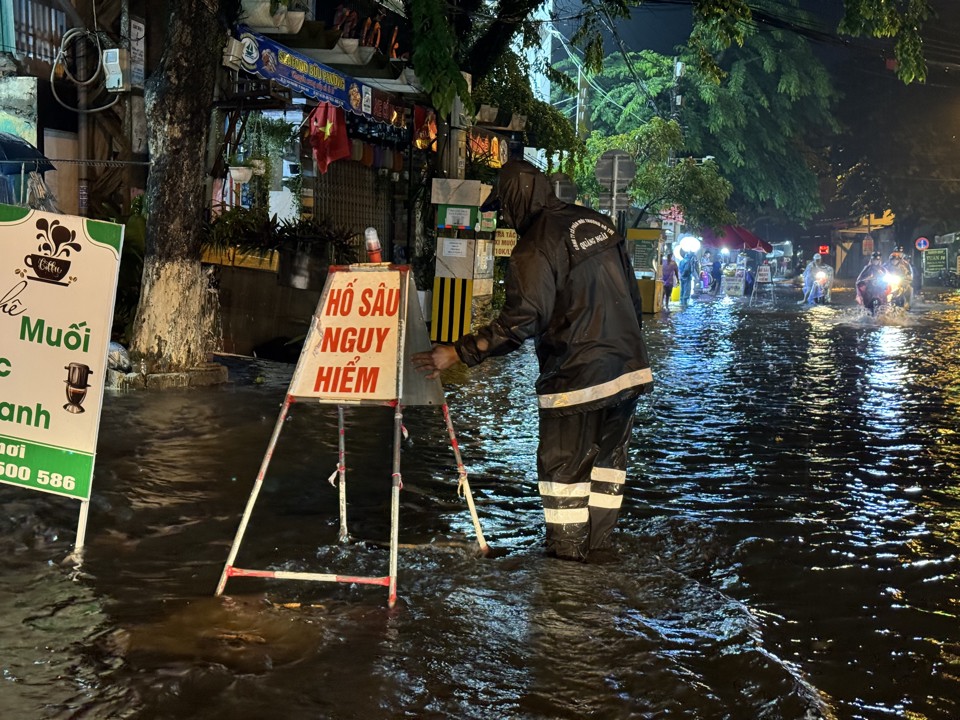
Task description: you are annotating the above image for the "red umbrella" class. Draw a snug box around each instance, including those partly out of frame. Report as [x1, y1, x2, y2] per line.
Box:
[700, 225, 773, 253]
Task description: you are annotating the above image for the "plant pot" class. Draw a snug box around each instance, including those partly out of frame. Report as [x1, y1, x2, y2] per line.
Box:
[282, 11, 305, 33]
[222, 38, 244, 70]
[241, 0, 286, 27]
[278, 246, 327, 291]
[229, 166, 253, 184]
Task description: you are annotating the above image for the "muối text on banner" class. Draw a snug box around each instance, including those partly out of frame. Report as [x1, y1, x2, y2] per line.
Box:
[0, 204, 123, 501]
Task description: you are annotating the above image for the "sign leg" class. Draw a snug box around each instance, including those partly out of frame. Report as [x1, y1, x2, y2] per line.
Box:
[442, 404, 489, 555]
[337, 405, 348, 543]
[216, 397, 292, 596]
[75, 499, 89, 553]
[388, 403, 404, 607]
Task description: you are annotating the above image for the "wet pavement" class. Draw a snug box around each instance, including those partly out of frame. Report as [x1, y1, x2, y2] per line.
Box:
[2, 282, 959, 719]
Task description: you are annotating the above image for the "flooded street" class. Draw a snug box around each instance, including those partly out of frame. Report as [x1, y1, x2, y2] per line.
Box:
[2, 284, 960, 719]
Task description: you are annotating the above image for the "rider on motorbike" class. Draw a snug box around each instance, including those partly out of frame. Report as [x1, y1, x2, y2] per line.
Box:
[884, 245, 914, 310]
[857, 252, 888, 311]
[802, 253, 824, 303]
[801, 253, 835, 304]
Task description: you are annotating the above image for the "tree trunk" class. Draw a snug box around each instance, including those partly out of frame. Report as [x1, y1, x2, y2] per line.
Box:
[129, 0, 227, 372]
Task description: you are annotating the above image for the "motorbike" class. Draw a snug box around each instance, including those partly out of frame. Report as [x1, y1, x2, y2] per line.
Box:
[808, 270, 829, 304]
[886, 269, 909, 308]
[857, 271, 902, 315]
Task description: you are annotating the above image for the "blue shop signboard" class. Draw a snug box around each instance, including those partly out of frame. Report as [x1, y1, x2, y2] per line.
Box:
[238, 25, 371, 116]
[237, 26, 408, 129]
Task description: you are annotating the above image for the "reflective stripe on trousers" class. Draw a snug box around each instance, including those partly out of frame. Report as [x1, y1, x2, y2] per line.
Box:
[537, 397, 638, 558]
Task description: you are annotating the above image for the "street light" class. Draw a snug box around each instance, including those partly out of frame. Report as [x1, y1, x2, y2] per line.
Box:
[674, 234, 701, 260]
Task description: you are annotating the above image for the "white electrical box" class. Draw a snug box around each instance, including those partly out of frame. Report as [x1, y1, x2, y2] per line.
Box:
[103, 48, 131, 92]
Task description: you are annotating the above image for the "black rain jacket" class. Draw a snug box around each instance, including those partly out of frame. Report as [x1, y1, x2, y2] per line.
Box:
[455, 160, 653, 416]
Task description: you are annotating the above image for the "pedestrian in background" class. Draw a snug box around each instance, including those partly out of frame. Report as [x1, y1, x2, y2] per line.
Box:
[710, 254, 722, 294]
[678, 249, 695, 308]
[661, 251, 679, 311]
[412, 160, 653, 561]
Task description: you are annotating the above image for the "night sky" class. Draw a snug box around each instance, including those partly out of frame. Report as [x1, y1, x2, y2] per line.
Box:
[562, 0, 960, 235]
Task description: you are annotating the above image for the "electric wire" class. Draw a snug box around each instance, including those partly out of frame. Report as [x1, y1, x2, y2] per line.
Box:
[597, 6, 664, 117]
[547, 25, 649, 126]
[49, 0, 120, 114]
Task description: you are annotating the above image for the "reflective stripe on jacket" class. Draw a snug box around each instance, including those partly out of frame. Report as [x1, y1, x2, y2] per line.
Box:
[455, 162, 652, 416]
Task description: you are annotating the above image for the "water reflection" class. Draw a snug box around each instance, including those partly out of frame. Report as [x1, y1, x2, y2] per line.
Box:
[1, 291, 959, 718]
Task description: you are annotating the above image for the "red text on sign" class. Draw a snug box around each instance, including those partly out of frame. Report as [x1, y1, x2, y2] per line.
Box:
[359, 287, 400, 317]
[320, 326, 392, 354]
[313, 363, 380, 394]
[324, 285, 400, 318]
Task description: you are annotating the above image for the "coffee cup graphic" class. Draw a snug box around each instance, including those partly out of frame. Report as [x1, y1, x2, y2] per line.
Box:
[64, 362, 92, 414]
[25, 253, 70, 282]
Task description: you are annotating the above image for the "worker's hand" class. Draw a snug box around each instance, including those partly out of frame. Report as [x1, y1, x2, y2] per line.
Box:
[412, 344, 460, 379]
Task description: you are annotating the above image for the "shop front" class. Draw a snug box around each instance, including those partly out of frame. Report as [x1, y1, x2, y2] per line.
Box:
[206, 24, 433, 357]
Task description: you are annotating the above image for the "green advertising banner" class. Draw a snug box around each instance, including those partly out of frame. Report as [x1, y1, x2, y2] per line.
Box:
[0, 204, 123, 501]
[923, 247, 948, 276]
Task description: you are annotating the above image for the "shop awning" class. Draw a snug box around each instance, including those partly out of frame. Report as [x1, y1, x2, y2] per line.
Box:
[701, 225, 773, 253]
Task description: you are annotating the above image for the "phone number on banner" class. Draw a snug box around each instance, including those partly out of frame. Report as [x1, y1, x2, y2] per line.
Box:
[0, 437, 92, 500]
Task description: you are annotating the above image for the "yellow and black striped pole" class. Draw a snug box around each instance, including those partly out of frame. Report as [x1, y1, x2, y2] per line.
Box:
[430, 277, 473, 343]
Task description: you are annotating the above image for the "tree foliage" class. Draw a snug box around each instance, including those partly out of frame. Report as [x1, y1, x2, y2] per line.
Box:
[569, 51, 675, 136]
[680, 16, 841, 224]
[404, 0, 931, 115]
[560, 20, 838, 227]
[575, 118, 735, 229]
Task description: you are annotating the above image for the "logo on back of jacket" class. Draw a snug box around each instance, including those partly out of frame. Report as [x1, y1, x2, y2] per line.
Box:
[569, 218, 613, 252]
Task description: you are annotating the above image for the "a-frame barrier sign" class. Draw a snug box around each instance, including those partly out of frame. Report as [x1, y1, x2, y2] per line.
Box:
[216, 264, 487, 607]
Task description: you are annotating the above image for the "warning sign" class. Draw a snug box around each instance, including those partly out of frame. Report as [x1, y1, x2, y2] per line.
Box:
[289, 270, 400, 401]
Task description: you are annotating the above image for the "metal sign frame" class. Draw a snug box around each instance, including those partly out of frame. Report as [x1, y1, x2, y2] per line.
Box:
[215, 264, 487, 607]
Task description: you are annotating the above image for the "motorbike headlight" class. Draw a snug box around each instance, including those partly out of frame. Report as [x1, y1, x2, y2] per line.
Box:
[815, 271, 826, 281]
[885, 273, 900, 289]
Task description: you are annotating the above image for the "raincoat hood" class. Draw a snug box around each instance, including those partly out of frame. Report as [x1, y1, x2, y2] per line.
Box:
[481, 160, 565, 233]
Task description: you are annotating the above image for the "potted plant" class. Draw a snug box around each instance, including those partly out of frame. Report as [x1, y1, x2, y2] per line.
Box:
[247, 155, 267, 176]
[202, 208, 357, 289]
[275, 216, 357, 290]
[240, 0, 287, 27]
[239, 113, 297, 209]
[228, 165, 253, 185]
[202, 206, 280, 268]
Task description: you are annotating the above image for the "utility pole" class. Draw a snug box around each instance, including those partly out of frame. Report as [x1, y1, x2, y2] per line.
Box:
[575, 67, 589, 137]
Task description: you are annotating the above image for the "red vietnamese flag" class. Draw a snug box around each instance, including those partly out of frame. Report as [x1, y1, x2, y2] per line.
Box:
[309, 102, 350, 173]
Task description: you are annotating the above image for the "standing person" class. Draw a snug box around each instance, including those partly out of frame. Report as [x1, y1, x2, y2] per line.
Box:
[678, 249, 695, 308]
[412, 160, 654, 561]
[661, 251, 679, 310]
[710, 254, 723, 294]
[699, 251, 713, 292]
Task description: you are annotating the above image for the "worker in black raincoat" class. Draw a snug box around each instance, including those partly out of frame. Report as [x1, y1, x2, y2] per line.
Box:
[412, 160, 653, 560]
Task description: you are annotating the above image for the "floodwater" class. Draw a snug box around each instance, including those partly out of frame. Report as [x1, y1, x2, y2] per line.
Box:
[2, 283, 960, 719]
